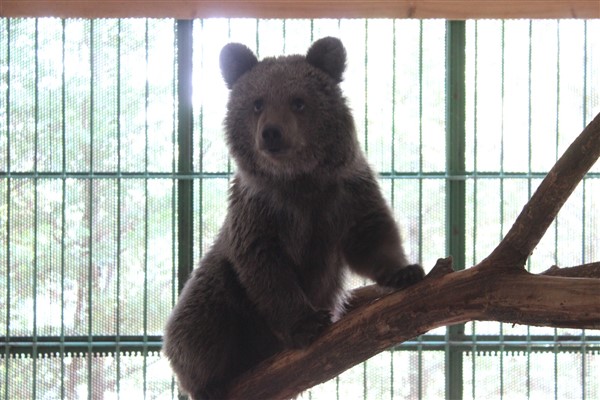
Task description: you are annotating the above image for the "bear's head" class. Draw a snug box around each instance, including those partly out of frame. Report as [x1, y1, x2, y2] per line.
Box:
[220, 37, 358, 181]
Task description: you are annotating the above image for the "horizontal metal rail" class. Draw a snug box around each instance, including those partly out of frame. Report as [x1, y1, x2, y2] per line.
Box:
[2, 170, 599, 180]
[2, 334, 599, 357]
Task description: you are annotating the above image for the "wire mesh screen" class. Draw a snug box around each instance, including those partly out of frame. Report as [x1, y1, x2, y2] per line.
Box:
[462, 19, 600, 400]
[1, 17, 599, 400]
[1, 18, 178, 399]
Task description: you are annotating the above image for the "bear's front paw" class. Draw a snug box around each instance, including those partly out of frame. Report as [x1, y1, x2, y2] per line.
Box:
[377, 264, 425, 289]
[287, 309, 332, 349]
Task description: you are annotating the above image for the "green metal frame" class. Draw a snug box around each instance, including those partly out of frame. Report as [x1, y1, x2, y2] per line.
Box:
[177, 20, 195, 295]
[445, 20, 467, 400]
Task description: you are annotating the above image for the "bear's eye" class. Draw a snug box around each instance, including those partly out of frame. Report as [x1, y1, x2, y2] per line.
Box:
[253, 99, 264, 114]
[291, 98, 305, 112]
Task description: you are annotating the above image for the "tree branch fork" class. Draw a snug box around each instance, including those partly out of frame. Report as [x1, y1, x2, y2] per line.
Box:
[224, 111, 600, 399]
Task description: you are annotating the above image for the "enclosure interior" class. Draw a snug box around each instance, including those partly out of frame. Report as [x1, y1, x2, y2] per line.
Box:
[1, 18, 600, 399]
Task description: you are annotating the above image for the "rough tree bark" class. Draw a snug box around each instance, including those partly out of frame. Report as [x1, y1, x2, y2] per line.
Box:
[225, 111, 600, 400]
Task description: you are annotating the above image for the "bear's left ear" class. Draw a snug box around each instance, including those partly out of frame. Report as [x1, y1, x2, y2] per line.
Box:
[306, 37, 346, 83]
[220, 43, 259, 89]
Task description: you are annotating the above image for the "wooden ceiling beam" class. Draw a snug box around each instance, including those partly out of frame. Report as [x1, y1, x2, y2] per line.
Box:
[1, 0, 599, 19]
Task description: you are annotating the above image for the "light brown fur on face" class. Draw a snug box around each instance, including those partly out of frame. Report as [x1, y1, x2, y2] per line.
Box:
[162, 37, 424, 400]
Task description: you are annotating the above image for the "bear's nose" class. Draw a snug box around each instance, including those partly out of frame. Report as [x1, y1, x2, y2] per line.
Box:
[261, 125, 285, 153]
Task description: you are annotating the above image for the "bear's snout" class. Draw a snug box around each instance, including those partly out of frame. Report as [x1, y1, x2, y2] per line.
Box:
[259, 124, 289, 154]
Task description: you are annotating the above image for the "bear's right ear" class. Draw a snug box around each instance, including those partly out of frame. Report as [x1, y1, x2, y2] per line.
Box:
[220, 43, 259, 89]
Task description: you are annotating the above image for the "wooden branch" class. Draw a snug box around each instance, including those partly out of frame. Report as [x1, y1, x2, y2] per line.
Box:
[486, 112, 600, 268]
[223, 113, 600, 400]
[226, 262, 600, 399]
[346, 260, 600, 314]
[541, 262, 600, 278]
[345, 257, 454, 311]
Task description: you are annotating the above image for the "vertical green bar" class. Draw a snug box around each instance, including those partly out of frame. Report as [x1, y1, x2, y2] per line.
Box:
[499, 20, 506, 400]
[170, 19, 179, 400]
[115, 18, 122, 398]
[580, 20, 589, 400]
[391, 20, 397, 203]
[525, 20, 533, 400]
[581, 180, 587, 400]
[553, 20, 560, 400]
[87, 19, 95, 400]
[60, 18, 67, 400]
[3, 18, 11, 400]
[445, 20, 466, 400]
[33, 18, 39, 399]
[390, 20, 397, 399]
[177, 15, 195, 395]
[363, 19, 369, 156]
[196, 19, 205, 263]
[143, 18, 150, 399]
[177, 20, 194, 294]
[417, 20, 424, 399]
[255, 19, 260, 57]
[363, 19, 369, 398]
[471, 21, 479, 400]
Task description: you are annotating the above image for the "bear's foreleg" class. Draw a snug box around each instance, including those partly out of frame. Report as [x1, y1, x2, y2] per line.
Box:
[343, 202, 424, 290]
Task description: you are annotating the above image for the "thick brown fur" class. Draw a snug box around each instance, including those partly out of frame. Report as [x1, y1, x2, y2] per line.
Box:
[162, 37, 424, 400]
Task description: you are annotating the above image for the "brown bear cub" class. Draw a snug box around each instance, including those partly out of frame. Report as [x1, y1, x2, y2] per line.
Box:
[163, 37, 425, 400]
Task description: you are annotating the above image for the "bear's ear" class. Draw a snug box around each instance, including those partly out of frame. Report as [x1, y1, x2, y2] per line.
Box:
[306, 37, 346, 83]
[220, 43, 258, 89]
